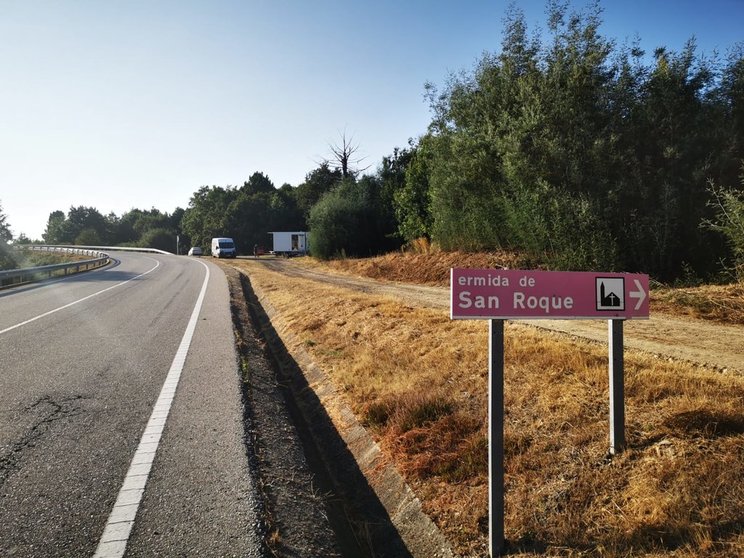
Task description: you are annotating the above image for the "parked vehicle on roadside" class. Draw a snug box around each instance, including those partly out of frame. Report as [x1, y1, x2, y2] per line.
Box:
[211, 237, 236, 258]
[187, 247, 203, 256]
[268, 231, 308, 256]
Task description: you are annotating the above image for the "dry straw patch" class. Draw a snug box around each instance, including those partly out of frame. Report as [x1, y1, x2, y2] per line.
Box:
[299, 248, 530, 287]
[652, 283, 744, 325]
[300, 250, 744, 326]
[225, 259, 744, 557]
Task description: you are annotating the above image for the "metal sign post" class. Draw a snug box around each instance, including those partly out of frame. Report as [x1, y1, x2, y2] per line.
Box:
[608, 319, 625, 454]
[450, 268, 650, 557]
[489, 319, 505, 557]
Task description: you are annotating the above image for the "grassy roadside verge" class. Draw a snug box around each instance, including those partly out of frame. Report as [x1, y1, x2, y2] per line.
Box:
[224, 258, 744, 557]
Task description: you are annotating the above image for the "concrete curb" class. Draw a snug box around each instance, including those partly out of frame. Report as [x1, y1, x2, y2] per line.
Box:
[246, 273, 455, 558]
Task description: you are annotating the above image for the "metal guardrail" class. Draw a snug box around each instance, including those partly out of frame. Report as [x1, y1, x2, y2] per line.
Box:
[1, 246, 110, 288]
[36, 244, 173, 255]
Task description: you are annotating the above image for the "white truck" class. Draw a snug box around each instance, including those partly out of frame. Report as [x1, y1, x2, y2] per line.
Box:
[211, 237, 237, 258]
[269, 232, 308, 256]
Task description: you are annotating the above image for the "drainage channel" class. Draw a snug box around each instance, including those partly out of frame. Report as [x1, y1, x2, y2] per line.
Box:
[227, 267, 383, 558]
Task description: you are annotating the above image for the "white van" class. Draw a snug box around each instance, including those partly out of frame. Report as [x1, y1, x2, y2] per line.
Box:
[211, 237, 237, 258]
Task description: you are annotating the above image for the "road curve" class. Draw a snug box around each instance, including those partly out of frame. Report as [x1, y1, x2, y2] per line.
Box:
[0, 252, 262, 557]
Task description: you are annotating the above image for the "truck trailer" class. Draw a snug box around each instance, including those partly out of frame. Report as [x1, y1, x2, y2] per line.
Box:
[269, 231, 308, 256]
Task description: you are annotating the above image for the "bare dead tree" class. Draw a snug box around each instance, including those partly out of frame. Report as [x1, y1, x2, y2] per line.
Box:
[326, 130, 370, 179]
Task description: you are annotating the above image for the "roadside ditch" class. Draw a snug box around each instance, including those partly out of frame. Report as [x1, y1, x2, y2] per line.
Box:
[223, 264, 453, 558]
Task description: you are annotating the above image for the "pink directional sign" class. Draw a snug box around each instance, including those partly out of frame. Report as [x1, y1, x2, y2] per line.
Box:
[451, 268, 649, 320]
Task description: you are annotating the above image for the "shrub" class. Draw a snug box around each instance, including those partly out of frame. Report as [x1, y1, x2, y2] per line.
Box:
[704, 176, 744, 280]
[0, 241, 17, 271]
[308, 179, 381, 259]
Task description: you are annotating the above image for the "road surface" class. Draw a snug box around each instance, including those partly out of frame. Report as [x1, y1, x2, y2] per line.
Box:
[0, 252, 262, 557]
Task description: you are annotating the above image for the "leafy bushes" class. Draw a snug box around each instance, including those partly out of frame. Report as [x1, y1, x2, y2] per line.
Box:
[309, 178, 399, 259]
[705, 174, 744, 280]
[0, 242, 17, 271]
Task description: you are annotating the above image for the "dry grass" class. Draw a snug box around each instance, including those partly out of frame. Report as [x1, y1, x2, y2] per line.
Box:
[652, 283, 744, 325]
[224, 258, 744, 557]
[298, 251, 744, 326]
[302, 249, 532, 286]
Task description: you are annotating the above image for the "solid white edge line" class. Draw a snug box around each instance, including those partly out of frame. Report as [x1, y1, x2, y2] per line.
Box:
[0, 258, 161, 337]
[93, 259, 211, 558]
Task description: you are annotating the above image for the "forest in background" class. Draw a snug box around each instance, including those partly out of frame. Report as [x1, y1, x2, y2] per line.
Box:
[3, 3, 744, 281]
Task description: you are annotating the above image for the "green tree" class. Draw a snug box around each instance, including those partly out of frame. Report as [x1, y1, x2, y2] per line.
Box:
[309, 178, 393, 259]
[225, 191, 273, 254]
[0, 201, 15, 270]
[704, 172, 744, 279]
[139, 227, 177, 253]
[408, 1, 741, 278]
[295, 163, 342, 217]
[0, 201, 12, 242]
[75, 228, 102, 246]
[240, 172, 275, 196]
[395, 140, 433, 242]
[181, 186, 235, 250]
[43, 210, 70, 244]
[42, 207, 110, 245]
[66, 206, 108, 245]
[0, 242, 15, 271]
[270, 184, 305, 232]
[14, 233, 34, 245]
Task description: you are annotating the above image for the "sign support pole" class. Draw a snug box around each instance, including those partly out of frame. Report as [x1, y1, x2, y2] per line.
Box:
[608, 319, 625, 454]
[489, 319, 505, 557]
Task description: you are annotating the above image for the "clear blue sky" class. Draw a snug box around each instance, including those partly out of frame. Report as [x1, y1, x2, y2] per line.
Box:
[1, 0, 742, 239]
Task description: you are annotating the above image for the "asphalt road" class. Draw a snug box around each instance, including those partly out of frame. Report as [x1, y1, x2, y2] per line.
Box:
[0, 252, 263, 557]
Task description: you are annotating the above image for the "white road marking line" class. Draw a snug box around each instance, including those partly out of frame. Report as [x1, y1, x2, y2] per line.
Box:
[93, 260, 210, 558]
[0, 258, 161, 337]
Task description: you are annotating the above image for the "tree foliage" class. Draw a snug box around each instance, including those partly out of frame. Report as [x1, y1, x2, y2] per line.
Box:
[0, 201, 12, 243]
[294, 163, 343, 218]
[704, 171, 744, 279]
[181, 174, 306, 255]
[42, 206, 185, 252]
[309, 179, 378, 259]
[0, 200, 16, 270]
[394, 2, 744, 279]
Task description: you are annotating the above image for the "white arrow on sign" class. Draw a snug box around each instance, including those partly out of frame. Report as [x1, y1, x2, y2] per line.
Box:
[629, 279, 646, 310]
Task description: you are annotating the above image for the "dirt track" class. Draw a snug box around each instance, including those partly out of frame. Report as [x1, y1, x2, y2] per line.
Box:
[252, 257, 744, 374]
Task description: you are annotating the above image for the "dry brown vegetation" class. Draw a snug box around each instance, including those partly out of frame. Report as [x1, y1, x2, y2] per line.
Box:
[652, 283, 744, 325]
[223, 256, 744, 557]
[314, 248, 530, 287]
[304, 250, 744, 327]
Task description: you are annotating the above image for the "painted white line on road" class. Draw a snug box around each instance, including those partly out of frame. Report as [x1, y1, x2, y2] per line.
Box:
[0, 258, 161, 337]
[93, 260, 211, 558]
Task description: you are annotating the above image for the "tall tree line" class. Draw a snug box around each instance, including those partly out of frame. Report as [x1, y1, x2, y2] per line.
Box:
[393, 2, 744, 280]
[42, 206, 186, 253]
